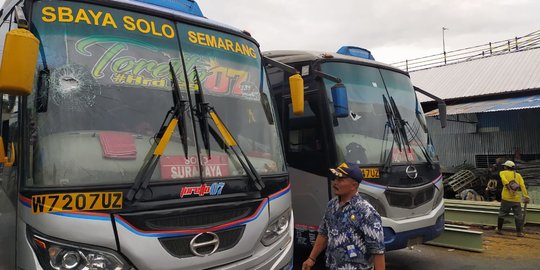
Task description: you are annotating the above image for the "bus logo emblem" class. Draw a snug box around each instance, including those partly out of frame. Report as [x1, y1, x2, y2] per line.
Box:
[190, 232, 220, 257]
[405, 165, 418, 179]
[180, 182, 225, 198]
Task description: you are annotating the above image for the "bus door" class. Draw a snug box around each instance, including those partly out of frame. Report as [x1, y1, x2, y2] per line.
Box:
[280, 91, 331, 242]
[0, 94, 18, 269]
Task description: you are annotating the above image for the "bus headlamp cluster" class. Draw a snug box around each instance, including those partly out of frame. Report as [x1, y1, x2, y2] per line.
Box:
[28, 229, 134, 270]
[261, 209, 291, 246]
[432, 187, 444, 210]
[360, 194, 387, 217]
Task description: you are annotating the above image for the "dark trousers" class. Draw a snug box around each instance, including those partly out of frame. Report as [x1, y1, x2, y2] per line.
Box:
[498, 200, 524, 232]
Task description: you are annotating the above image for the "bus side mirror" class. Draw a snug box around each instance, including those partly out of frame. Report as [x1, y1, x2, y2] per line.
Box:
[289, 74, 304, 115]
[438, 101, 447, 128]
[0, 28, 40, 96]
[331, 83, 348, 118]
[0, 137, 15, 167]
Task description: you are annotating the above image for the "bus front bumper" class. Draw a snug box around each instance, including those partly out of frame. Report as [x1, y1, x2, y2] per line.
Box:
[382, 200, 445, 251]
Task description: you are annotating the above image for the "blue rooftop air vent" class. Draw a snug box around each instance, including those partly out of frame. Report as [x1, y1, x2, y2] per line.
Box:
[337, 46, 375, 60]
[134, 0, 204, 17]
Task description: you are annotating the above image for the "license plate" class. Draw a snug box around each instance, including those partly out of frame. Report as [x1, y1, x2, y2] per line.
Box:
[362, 168, 380, 179]
[31, 192, 122, 214]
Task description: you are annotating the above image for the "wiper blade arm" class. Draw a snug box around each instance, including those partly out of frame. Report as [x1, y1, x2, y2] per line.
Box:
[126, 64, 189, 202]
[389, 96, 411, 152]
[383, 94, 414, 171]
[404, 122, 434, 166]
[193, 66, 211, 158]
[382, 95, 397, 172]
[383, 94, 434, 170]
[170, 62, 189, 158]
[189, 67, 264, 190]
[126, 113, 181, 201]
[383, 95, 402, 150]
[208, 108, 265, 190]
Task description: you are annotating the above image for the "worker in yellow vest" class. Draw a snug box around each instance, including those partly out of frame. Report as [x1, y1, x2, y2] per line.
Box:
[496, 160, 530, 237]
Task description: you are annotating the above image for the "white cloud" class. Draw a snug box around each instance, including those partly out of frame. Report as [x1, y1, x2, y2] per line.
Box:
[197, 0, 539, 64]
[1, 0, 535, 64]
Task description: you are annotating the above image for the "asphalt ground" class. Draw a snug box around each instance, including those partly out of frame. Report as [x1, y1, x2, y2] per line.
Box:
[294, 227, 540, 270]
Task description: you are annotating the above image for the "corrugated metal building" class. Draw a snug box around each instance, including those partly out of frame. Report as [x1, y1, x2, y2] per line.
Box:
[409, 47, 540, 171]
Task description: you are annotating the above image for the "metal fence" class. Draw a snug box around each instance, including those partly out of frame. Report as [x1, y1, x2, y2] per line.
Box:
[391, 30, 540, 72]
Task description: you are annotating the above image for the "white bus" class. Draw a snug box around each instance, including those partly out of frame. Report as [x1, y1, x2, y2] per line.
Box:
[0, 1, 303, 269]
[265, 48, 447, 255]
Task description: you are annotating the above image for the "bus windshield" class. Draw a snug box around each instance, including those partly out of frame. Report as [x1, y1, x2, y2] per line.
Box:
[320, 61, 432, 165]
[27, 0, 284, 187]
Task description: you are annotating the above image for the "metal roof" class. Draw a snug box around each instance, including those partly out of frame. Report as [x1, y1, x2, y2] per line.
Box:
[425, 94, 540, 116]
[412, 48, 540, 103]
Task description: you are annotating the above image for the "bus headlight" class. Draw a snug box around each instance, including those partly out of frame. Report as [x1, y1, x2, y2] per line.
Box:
[261, 209, 291, 246]
[360, 193, 387, 217]
[433, 188, 443, 210]
[28, 228, 134, 270]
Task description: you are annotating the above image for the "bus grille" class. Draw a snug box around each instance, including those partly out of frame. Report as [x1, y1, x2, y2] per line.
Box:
[160, 226, 245, 258]
[146, 207, 252, 230]
[385, 186, 434, 209]
[118, 199, 263, 231]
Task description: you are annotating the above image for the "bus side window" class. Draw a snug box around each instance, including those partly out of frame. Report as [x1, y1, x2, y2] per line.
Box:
[267, 64, 328, 176]
[285, 95, 327, 176]
[1, 96, 17, 145]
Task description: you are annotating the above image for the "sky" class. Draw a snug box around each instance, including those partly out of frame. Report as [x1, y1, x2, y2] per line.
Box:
[197, 0, 540, 64]
[0, 0, 537, 64]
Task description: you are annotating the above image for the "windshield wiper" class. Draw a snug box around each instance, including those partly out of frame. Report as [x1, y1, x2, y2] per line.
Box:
[382, 95, 397, 172]
[398, 108, 435, 167]
[382, 94, 413, 172]
[170, 63, 189, 158]
[388, 95, 435, 165]
[383, 95, 434, 170]
[382, 95, 400, 148]
[193, 67, 265, 191]
[193, 66, 211, 158]
[126, 63, 188, 202]
[389, 96, 411, 152]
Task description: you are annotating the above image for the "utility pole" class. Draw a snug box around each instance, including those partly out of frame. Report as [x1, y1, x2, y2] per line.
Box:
[442, 27, 449, 64]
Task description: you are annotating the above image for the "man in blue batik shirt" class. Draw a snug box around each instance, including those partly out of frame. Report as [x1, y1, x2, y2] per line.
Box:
[302, 162, 385, 270]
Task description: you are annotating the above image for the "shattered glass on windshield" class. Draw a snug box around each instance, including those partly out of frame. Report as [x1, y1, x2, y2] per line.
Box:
[49, 64, 100, 112]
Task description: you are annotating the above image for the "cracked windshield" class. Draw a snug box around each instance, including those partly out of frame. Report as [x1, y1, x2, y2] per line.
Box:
[27, 0, 284, 187]
[321, 62, 433, 165]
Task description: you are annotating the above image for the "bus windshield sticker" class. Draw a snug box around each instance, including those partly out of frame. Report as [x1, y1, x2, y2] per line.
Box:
[31, 192, 123, 214]
[391, 148, 417, 163]
[33, 1, 182, 91]
[180, 182, 225, 198]
[34, 1, 263, 99]
[40, 6, 176, 39]
[178, 22, 263, 100]
[361, 168, 380, 179]
[159, 154, 230, 179]
[185, 30, 257, 59]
